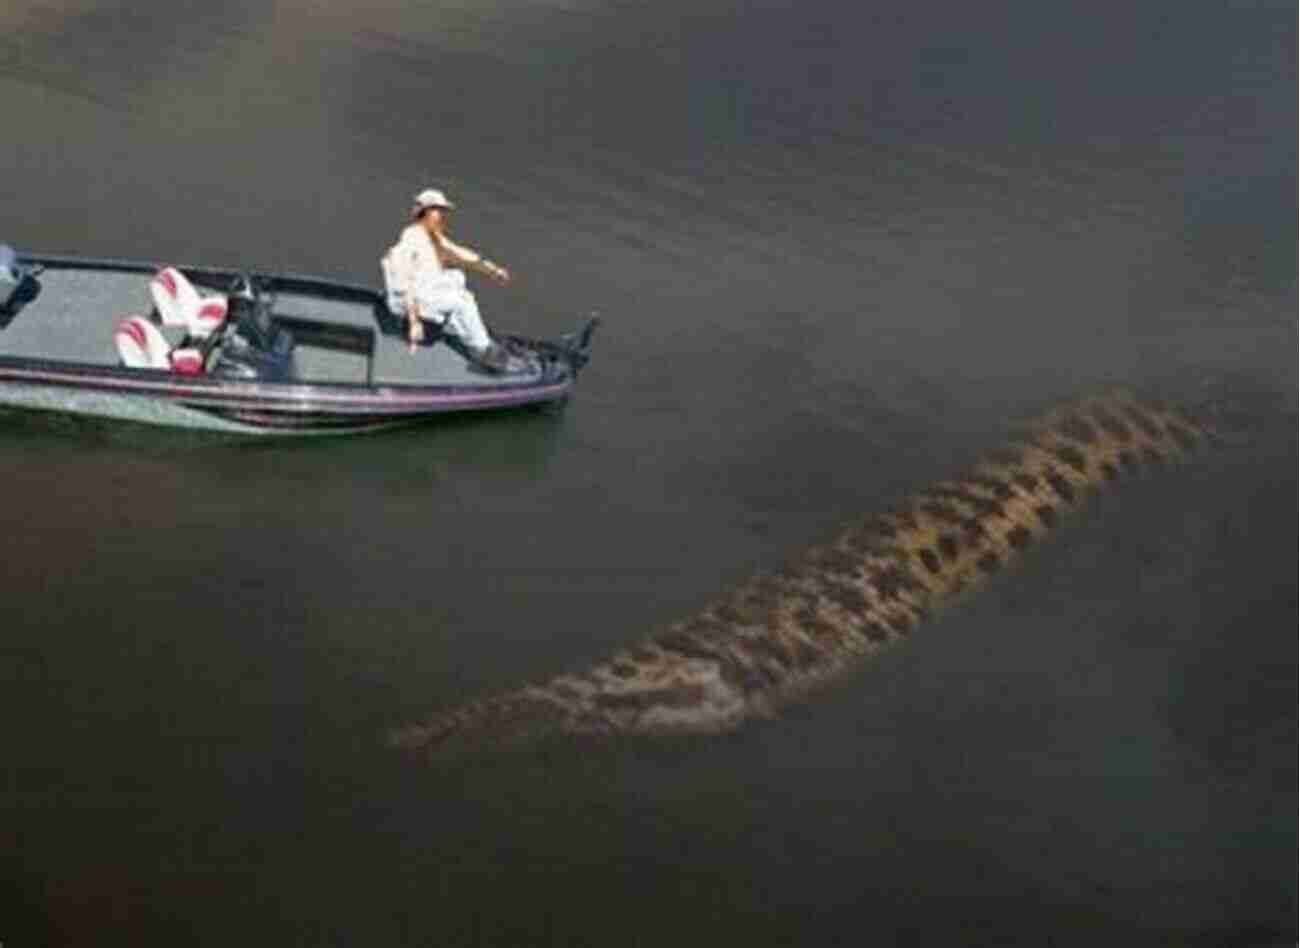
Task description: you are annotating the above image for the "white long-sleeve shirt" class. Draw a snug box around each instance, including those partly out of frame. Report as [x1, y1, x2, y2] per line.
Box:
[381, 223, 469, 317]
[388, 224, 448, 295]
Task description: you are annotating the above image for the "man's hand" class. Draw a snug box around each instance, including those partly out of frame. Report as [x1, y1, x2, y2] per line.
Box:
[407, 316, 425, 351]
[478, 259, 510, 285]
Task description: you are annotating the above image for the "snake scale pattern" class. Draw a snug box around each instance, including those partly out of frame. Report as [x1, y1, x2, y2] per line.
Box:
[391, 390, 1217, 757]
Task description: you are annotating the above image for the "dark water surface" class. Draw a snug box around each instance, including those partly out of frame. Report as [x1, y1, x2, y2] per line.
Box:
[2, 1, 1295, 944]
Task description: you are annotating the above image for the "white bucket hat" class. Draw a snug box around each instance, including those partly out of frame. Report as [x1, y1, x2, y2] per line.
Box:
[412, 188, 455, 215]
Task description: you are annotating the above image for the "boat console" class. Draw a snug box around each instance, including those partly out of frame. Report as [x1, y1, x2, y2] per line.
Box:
[208, 276, 296, 382]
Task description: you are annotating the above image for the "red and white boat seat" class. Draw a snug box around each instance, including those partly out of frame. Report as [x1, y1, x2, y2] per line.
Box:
[150, 266, 228, 338]
[115, 315, 205, 376]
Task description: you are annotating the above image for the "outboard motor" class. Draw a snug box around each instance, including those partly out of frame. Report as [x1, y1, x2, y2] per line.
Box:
[0, 244, 42, 325]
[210, 275, 296, 381]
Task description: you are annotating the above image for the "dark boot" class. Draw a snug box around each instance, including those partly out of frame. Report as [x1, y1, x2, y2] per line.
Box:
[475, 343, 510, 373]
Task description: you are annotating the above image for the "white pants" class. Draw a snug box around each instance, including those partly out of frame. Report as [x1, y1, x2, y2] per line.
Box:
[382, 262, 492, 351]
[413, 284, 491, 351]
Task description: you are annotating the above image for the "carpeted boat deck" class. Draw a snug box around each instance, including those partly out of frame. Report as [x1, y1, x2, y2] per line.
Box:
[0, 269, 145, 365]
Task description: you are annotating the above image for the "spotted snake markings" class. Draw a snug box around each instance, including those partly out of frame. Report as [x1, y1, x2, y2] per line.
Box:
[390, 390, 1221, 758]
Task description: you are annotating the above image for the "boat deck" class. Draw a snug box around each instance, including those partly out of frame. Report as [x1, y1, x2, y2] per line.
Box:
[2, 266, 516, 388]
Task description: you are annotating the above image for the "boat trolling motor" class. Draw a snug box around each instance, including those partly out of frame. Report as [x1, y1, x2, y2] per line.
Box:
[560, 315, 600, 373]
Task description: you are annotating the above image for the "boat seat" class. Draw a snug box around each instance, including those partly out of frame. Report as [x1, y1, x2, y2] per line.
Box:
[377, 255, 454, 347]
[150, 266, 228, 338]
[115, 315, 205, 375]
[379, 254, 405, 318]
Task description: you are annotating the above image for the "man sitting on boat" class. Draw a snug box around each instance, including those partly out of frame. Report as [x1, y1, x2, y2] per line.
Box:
[382, 188, 512, 371]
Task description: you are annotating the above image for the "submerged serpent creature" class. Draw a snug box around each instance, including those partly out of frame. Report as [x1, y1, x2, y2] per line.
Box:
[391, 389, 1224, 758]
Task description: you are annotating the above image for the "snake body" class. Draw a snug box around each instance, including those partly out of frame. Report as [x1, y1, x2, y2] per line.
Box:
[391, 390, 1216, 757]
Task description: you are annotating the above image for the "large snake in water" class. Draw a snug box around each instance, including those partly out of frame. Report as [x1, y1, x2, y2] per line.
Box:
[391, 389, 1227, 758]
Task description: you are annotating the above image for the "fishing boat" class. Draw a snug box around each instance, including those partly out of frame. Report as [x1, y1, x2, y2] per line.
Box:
[0, 244, 598, 435]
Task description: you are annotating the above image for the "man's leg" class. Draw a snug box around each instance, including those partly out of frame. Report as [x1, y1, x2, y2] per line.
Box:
[438, 289, 492, 352]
